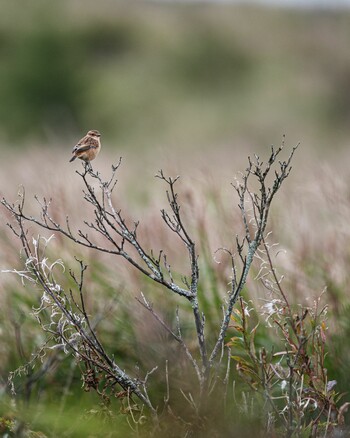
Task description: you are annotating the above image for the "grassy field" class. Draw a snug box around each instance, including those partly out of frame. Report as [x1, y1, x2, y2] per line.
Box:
[1, 1, 350, 436]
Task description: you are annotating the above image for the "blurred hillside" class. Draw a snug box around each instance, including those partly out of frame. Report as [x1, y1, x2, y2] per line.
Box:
[2, 3, 350, 435]
[0, 1, 349, 153]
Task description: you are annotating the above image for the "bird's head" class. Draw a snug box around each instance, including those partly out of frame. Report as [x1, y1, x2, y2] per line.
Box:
[87, 130, 101, 138]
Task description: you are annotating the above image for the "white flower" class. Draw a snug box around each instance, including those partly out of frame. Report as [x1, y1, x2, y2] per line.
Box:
[263, 302, 275, 315]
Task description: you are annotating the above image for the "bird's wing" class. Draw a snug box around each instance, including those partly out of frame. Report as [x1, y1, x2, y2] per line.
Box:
[72, 137, 97, 153]
[72, 137, 85, 152]
[73, 144, 92, 153]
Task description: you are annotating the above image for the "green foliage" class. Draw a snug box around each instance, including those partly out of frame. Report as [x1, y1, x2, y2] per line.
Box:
[0, 27, 88, 140]
[166, 30, 253, 93]
[0, 396, 134, 438]
[0, 2, 349, 148]
[228, 296, 347, 436]
[0, 415, 15, 435]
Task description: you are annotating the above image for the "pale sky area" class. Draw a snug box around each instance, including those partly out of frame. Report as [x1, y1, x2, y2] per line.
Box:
[246, 0, 350, 6]
[157, 0, 350, 7]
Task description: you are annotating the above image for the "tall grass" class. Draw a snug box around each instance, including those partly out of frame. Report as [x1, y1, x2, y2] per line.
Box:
[1, 144, 350, 436]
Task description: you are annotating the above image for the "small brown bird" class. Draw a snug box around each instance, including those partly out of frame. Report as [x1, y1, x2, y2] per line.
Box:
[69, 130, 101, 163]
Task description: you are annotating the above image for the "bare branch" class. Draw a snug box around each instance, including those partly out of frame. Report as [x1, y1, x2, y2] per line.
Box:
[210, 143, 298, 365]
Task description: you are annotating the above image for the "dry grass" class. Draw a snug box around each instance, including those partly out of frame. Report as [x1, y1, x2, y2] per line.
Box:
[1, 141, 350, 435]
[1, 142, 349, 307]
[1, 144, 349, 334]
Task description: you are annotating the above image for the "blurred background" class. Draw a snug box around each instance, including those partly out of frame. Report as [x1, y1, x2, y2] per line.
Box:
[0, 0, 349, 153]
[1, 0, 350, 435]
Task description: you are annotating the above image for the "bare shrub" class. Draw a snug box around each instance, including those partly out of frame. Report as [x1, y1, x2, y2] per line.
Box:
[4, 142, 344, 437]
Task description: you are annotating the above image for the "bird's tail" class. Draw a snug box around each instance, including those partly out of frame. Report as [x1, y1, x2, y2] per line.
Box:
[69, 155, 76, 162]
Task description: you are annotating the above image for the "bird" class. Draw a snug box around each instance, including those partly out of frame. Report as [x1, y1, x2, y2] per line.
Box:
[69, 130, 101, 163]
